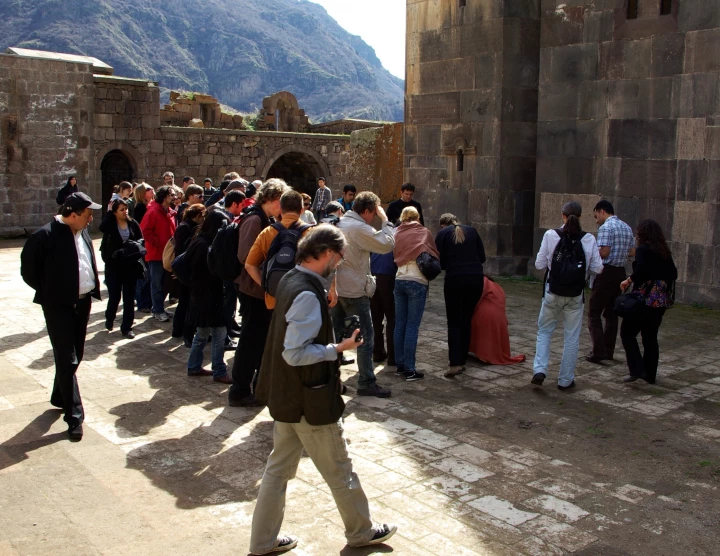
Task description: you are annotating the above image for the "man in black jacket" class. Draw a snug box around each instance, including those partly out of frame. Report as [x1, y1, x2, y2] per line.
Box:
[386, 183, 424, 226]
[20, 192, 102, 441]
[250, 225, 396, 555]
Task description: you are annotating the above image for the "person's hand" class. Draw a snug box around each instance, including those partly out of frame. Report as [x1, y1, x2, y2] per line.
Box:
[336, 329, 363, 352]
[328, 287, 338, 308]
[376, 206, 388, 223]
[620, 278, 631, 293]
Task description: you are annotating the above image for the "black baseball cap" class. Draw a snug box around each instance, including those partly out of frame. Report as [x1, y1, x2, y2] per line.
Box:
[63, 192, 101, 211]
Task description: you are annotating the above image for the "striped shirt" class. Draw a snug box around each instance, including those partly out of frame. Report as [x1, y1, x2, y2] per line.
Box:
[596, 215, 634, 267]
[311, 186, 331, 212]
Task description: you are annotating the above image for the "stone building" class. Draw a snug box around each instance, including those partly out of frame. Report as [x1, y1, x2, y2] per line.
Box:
[0, 48, 400, 236]
[406, 0, 720, 305]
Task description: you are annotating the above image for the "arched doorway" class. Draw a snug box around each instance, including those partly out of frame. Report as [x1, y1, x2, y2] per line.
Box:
[265, 151, 323, 195]
[101, 150, 134, 209]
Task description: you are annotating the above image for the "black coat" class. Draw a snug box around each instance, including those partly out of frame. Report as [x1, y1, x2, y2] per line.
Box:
[134, 203, 148, 224]
[630, 244, 678, 285]
[98, 211, 144, 264]
[174, 220, 198, 257]
[21, 218, 101, 306]
[185, 236, 225, 328]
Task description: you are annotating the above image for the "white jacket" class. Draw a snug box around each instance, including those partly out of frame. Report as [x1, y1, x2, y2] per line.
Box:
[336, 211, 394, 298]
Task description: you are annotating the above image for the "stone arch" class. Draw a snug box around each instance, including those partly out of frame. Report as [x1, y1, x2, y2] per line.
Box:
[96, 143, 144, 209]
[262, 145, 332, 196]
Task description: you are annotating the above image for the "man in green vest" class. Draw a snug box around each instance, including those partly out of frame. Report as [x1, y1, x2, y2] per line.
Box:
[250, 225, 397, 555]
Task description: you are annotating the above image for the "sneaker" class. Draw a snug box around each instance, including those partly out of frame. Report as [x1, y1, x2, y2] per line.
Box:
[121, 330, 136, 339]
[340, 355, 355, 366]
[251, 534, 298, 555]
[165, 310, 174, 318]
[557, 381, 576, 391]
[395, 365, 406, 376]
[351, 524, 397, 548]
[531, 373, 546, 386]
[404, 370, 424, 382]
[154, 312, 170, 322]
[356, 384, 391, 398]
[224, 338, 238, 351]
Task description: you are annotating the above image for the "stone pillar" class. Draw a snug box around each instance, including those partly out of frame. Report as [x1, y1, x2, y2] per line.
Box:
[405, 0, 540, 275]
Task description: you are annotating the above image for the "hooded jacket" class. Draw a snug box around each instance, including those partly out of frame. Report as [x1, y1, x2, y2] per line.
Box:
[140, 201, 176, 261]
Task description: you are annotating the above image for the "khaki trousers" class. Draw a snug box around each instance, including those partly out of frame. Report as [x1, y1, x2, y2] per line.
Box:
[250, 417, 374, 554]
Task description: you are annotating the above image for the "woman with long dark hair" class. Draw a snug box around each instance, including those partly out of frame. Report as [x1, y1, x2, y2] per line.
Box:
[99, 199, 144, 338]
[619, 219, 677, 384]
[435, 213, 486, 377]
[171, 203, 206, 346]
[132, 183, 154, 312]
[56, 176, 78, 206]
[185, 211, 232, 382]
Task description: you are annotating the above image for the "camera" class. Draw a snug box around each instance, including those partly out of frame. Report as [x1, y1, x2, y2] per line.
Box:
[341, 315, 363, 343]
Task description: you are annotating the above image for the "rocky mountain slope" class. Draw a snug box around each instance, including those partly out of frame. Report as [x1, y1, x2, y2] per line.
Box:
[0, 0, 404, 122]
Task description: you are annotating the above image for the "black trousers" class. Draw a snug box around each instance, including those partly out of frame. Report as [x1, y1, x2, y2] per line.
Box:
[42, 297, 91, 427]
[229, 290, 272, 402]
[588, 265, 626, 359]
[172, 285, 195, 342]
[444, 274, 484, 367]
[621, 306, 666, 382]
[223, 279, 240, 334]
[105, 265, 137, 333]
[370, 274, 396, 363]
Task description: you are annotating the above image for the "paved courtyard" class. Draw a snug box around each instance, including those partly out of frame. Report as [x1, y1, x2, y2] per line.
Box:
[1, 237, 719, 556]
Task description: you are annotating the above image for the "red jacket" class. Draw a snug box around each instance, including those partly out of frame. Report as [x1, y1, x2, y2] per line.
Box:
[140, 201, 176, 261]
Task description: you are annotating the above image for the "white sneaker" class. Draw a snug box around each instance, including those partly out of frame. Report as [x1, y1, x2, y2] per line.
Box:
[154, 312, 170, 322]
[250, 534, 298, 555]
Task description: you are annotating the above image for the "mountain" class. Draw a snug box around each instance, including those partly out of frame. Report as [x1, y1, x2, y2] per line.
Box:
[0, 0, 404, 122]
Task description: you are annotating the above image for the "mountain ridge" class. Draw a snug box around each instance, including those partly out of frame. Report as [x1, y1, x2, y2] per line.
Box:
[0, 0, 404, 122]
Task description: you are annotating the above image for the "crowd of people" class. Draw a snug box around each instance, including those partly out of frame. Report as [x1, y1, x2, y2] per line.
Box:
[21, 173, 679, 554]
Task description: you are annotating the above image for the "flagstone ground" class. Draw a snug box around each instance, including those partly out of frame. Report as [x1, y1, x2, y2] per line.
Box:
[1, 238, 719, 555]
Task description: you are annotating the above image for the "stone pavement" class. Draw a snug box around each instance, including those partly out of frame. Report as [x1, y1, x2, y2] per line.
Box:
[1, 237, 719, 556]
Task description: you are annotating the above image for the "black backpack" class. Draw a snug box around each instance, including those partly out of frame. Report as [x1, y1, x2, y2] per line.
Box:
[261, 221, 312, 296]
[547, 229, 587, 297]
[207, 205, 262, 281]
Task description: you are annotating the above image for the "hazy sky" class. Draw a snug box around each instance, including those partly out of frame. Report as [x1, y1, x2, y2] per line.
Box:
[309, 0, 406, 79]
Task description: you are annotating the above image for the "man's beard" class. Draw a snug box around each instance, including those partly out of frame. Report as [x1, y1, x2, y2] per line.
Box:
[321, 260, 335, 278]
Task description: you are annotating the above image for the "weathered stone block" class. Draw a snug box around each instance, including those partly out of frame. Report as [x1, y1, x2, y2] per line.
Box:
[619, 159, 676, 200]
[637, 77, 674, 119]
[607, 119, 677, 160]
[550, 43, 599, 83]
[540, 8, 584, 48]
[501, 122, 537, 157]
[538, 82, 579, 121]
[650, 32, 685, 77]
[459, 90, 500, 122]
[537, 120, 576, 157]
[676, 118, 707, 160]
[501, 87, 538, 123]
[418, 58, 475, 94]
[705, 126, 720, 160]
[578, 80, 608, 119]
[624, 39, 652, 80]
[583, 9, 614, 43]
[407, 93, 461, 125]
[672, 200, 711, 245]
[576, 120, 606, 158]
[679, 0, 720, 32]
[536, 156, 567, 193]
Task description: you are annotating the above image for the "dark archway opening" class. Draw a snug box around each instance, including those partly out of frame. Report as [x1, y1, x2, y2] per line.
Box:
[266, 152, 322, 196]
[101, 150, 134, 209]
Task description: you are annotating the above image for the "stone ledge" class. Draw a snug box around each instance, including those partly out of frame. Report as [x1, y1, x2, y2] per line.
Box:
[159, 126, 350, 140]
[94, 75, 158, 87]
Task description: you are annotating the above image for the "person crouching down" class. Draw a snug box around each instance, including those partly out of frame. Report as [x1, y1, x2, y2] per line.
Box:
[250, 225, 397, 555]
[532, 201, 603, 390]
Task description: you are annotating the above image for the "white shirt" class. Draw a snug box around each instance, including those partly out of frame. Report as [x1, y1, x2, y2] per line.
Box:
[535, 228, 604, 280]
[56, 215, 96, 296]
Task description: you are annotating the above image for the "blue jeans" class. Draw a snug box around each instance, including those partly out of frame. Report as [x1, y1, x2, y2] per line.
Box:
[135, 274, 151, 311]
[188, 326, 228, 378]
[533, 288, 584, 387]
[147, 261, 167, 315]
[393, 280, 428, 372]
[331, 296, 375, 389]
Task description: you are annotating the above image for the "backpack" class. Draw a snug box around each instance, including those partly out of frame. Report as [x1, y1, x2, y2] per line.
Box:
[171, 251, 192, 286]
[206, 205, 262, 281]
[261, 221, 312, 296]
[547, 229, 587, 297]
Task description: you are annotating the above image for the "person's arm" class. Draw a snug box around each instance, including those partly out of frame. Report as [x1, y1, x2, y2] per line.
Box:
[586, 236, 604, 276]
[140, 209, 158, 249]
[237, 216, 262, 264]
[20, 231, 45, 291]
[354, 209, 395, 254]
[535, 231, 551, 271]
[282, 291, 362, 366]
[245, 228, 269, 285]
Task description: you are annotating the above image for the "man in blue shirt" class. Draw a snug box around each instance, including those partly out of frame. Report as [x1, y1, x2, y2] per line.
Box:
[586, 200, 635, 363]
[337, 184, 356, 212]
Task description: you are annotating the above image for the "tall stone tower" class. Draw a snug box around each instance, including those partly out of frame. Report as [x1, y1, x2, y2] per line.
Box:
[405, 0, 541, 275]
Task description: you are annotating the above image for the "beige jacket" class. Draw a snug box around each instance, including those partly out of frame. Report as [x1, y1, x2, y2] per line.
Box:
[336, 211, 394, 298]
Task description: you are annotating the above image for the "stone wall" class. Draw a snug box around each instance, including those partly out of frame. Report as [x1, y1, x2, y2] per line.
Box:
[405, 0, 540, 275]
[535, 1, 720, 305]
[309, 119, 390, 135]
[0, 54, 94, 235]
[160, 92, 244, 129]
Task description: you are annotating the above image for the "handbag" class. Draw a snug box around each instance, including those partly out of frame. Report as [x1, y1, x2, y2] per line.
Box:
[170, 251, 192, 286]
[162, 237, 176, 272]
[613, 287, 644, 319]
[416, 251, 441, 281]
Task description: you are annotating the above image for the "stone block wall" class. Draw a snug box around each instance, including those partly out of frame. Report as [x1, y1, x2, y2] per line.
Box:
[535, 0, 720, 305]
[344, 123, 404, 203]
[160, 91, 244, 129]
[405, 0, 540, 275]
[309, 119, 389, 135]
[0, 54, 94, 235]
